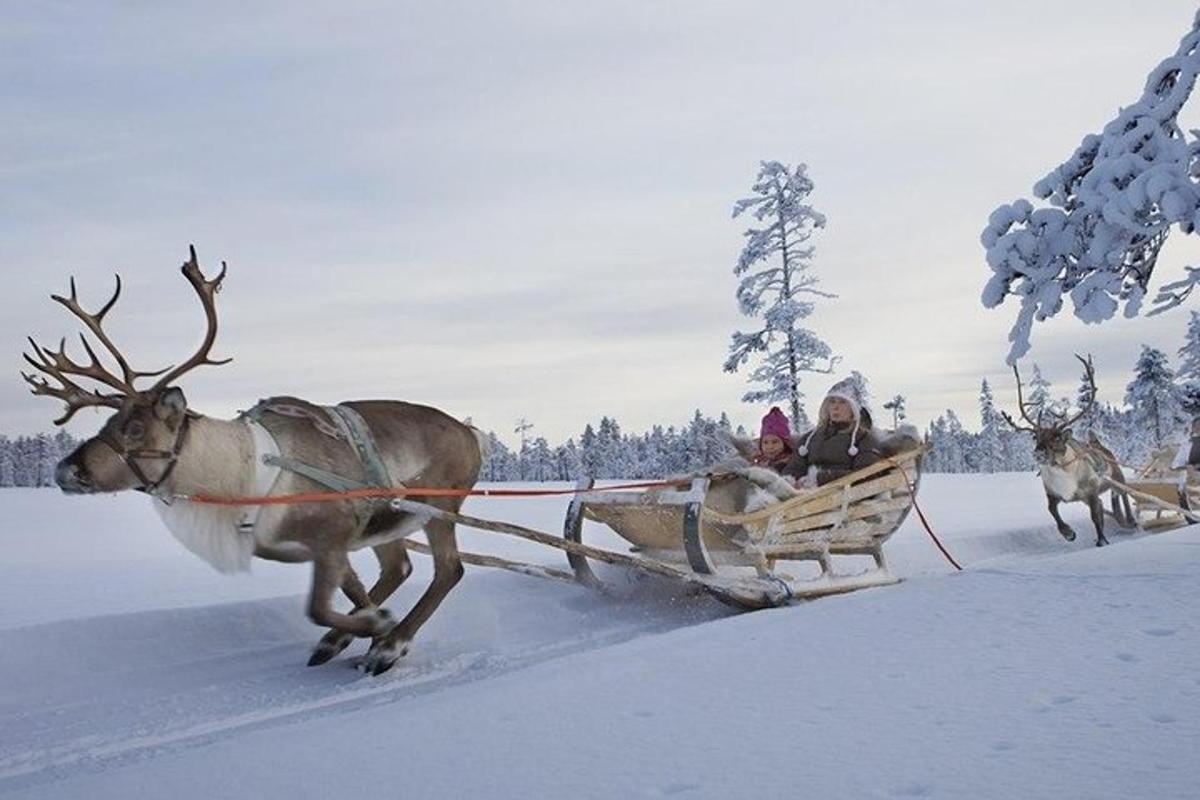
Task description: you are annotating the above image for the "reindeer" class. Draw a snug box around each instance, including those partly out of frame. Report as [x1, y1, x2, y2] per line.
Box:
[1002, 355, 1134, 547]
[22, 247, 485, 675]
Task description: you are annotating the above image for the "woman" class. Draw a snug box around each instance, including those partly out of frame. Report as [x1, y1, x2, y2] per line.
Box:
[784, 381, 882, 487]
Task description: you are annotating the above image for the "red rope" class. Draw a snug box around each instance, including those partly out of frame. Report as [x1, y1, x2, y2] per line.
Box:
[891, 459, 963, 572]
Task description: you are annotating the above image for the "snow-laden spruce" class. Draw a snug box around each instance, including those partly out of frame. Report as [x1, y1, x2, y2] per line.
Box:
[1125, 345, 1187, 453]
[724, 160, 836, 428]
[980, 11, 1200, 362]
[1176, 311, 1200, 413]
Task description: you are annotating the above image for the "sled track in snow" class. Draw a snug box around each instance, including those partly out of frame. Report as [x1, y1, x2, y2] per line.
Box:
[0, 576, 728, 794]
[0, 501, 1160, 795]
[0, 622, 691, 791]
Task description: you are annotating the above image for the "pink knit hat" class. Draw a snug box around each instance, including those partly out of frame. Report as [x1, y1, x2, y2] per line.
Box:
[759, 407, 792, 442]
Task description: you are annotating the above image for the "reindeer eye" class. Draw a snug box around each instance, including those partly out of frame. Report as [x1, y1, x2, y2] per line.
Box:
[125, 420, 146, 441]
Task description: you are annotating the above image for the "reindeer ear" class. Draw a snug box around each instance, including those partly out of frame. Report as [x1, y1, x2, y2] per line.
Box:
[153, 387, 188, 430]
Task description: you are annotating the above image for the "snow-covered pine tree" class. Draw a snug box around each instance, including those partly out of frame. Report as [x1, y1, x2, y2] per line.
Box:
[1069, 364, 1099, 438]
[34, 434, 56, 487]
[554, 439, 583, 481]
[526, 437, 556, 481]
[595, 417, 626, 479]
[981, 12, 1200, 362]
[513, 418, 534, 480]
[579, 424, 600, 478]
[0, 437, 12, 487]
[929, 410, 971, 473]
[479, 432, 517, 481]
[1125, 345, 1187, 455]
[976, 379, 1005, 472]
[724, 161, 837, 429]
[1177, 311, 1200, 380]
[1176, 311, 1200, 414]
[882, 395, 906, 429]
[1026, 365, 1053, 420]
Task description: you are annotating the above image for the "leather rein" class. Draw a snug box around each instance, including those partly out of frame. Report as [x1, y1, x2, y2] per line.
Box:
[95, 415, 193, 496]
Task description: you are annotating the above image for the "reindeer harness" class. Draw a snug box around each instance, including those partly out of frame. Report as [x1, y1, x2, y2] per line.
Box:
[236, 398, 397, 538]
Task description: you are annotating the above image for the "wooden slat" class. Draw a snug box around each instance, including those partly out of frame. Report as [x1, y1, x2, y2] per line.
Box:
[776, 495, 911, 536]
[776, 473, 911, 523]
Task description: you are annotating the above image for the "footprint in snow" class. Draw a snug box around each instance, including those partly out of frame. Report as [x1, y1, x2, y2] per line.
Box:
[1115, 652, 1138, 663]
[659, 781, 701, 795]
[890, 781, 934, 797]
[1149, 713, 1177, 724]
[1142, 628, 1176, 637]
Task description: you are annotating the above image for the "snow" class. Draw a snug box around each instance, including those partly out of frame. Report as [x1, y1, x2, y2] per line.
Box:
[1, 475, 1198, 799]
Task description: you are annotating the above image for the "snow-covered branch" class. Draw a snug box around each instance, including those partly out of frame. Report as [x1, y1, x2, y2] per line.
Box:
[981, 12, 1200, 362]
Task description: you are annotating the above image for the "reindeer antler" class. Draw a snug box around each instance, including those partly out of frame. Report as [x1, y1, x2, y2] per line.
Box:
[22, 273, 169, 425]
[24, 246, 233, 425]
[149, 245, 232, 392]
[20, 347, 127, 426]
[1003, 363, 1040, 431]
[1054, 354, 1097, 431]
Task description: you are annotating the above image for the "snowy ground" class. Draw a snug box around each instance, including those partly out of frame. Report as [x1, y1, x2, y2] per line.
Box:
[0, 474, 1196, 799]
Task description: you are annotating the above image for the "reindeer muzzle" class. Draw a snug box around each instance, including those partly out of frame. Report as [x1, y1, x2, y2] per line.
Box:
[54, 456, 91, 494]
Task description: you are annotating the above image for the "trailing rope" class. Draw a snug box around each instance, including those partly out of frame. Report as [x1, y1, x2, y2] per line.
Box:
[890, 457, 963, 572]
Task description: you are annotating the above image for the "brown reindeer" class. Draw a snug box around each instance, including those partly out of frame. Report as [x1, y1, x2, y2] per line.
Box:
[22, 247, 485, 675]
[1002, 356, 1134, 547]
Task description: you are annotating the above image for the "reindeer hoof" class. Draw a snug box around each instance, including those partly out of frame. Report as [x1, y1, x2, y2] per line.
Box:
[1059, 527, 1076, 542]
[308, 630, 353, 666]
[362, 638, 410, 676]
[1097, 537, 1109, 547]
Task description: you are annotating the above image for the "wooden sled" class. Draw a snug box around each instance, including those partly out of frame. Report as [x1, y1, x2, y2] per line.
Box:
[1122, 466, 1200, 531]
[388, 448, 923, 611]
[563, 448, 924, 608]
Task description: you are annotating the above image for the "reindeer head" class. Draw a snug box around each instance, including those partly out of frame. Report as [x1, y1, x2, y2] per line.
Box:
[22, 246, 231, 494]
[1002, 355, 1096, 466]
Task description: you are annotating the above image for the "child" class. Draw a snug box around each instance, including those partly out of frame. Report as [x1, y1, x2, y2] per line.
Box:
[753, 407, 793, 473]
[785, 379, 883, 487]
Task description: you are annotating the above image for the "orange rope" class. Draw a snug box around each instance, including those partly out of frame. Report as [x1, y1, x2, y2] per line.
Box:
[181, 479, 688, 507]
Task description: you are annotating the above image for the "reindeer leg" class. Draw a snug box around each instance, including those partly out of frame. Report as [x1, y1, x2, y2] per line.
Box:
[305, 549, 396, 667]
[364, 517, 464, 676]
[1089, 496, 1109, 547]
[310, 542, 412, 666]
[1047, 495, 1076, 542]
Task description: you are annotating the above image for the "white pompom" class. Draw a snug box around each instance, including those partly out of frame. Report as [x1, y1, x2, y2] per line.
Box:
[848, 445, 859, 457]
[797, 446, 808, 456]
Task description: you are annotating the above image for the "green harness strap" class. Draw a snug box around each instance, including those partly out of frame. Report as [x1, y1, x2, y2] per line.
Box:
[243, 400, 396, 538]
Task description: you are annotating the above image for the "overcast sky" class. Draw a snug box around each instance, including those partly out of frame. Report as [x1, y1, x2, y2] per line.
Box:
[4, 1, 1200, 445]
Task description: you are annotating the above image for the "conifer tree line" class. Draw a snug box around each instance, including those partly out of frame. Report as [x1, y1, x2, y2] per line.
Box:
[478, 411, 742, 481]
[926, 315, 1200, 472]
[10, 312, 1200, 483]
[0, 432, 80, 487]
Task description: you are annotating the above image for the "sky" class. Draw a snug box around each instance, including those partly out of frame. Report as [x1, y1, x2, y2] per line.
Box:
[3, 0, 1200, 446]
